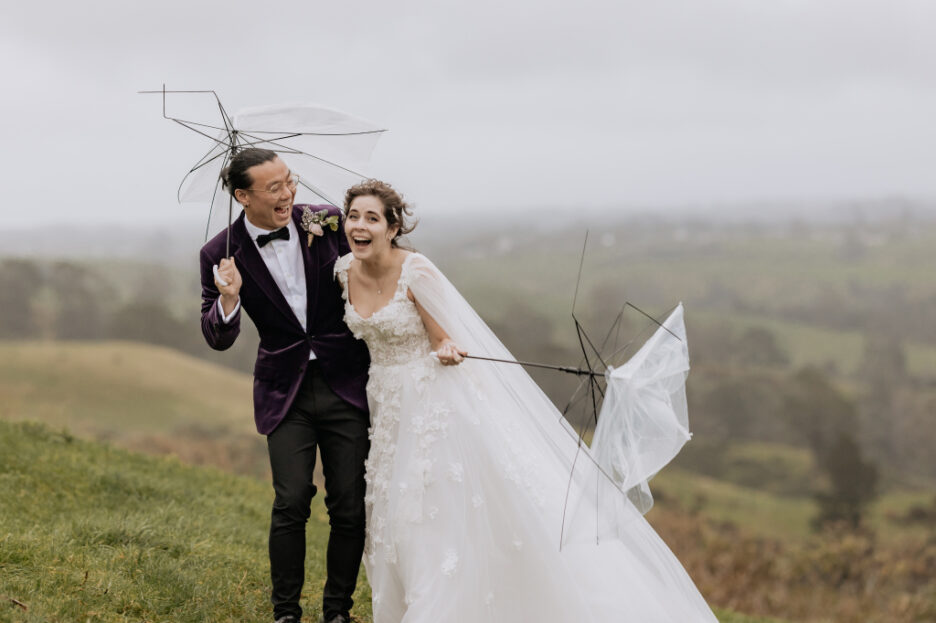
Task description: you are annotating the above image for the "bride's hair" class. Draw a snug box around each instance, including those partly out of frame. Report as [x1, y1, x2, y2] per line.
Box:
[343, 179, 417, 248]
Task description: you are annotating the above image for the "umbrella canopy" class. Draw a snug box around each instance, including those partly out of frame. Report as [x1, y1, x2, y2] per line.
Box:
[590, 304, 691, 512]
[142, 87, 386, 246]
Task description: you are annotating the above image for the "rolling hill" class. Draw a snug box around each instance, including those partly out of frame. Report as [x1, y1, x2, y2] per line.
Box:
[0, 341, 267, 477]
[0, 420, 779, 623]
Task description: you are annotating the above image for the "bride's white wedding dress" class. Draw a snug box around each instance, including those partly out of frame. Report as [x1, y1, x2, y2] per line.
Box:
[336, 252, 717, 623]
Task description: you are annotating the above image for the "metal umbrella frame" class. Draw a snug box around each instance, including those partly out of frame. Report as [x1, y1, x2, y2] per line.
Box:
[463, 234, 686, 545]
[141, 85, 387, 257]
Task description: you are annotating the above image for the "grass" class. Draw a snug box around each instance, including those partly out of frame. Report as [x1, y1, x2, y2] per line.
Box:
[652, 468, 817, 540]
[0, 420, 778, 623]
[0, 419, 367, 623]
[712, 612, 786, 623]
[652, 465, 936, 545]
[0, 341, 254, 436]
[0, 341, 272, 478]
[689, 310, 936, 378]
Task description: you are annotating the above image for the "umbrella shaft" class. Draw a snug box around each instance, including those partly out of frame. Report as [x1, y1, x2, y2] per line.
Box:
[226, 194, 233, 257]
[464, 354, 600, 377]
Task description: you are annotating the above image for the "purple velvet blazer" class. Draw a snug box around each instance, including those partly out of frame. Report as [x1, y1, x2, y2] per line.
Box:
[199, 205, 370, 434]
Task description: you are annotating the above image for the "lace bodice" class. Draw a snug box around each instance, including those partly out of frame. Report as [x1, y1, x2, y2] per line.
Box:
[335, 253, 433, 367]
[335, 252, 443, 568]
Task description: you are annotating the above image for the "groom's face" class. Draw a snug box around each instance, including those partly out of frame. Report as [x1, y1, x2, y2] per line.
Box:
[238, 157, 296, 230]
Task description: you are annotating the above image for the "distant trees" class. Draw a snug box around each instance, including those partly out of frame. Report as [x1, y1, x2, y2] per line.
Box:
[857, 334, 906, 465]
[785, 367, 879, 529]
[733, 327, 789, 367]
[110, 301, 188, 349]
[812, 432, 880, 529]
[48, 262, 112, 340]
[690, 323, 789, 369]
[0, 259, 43, 338]
[692, 375, 792, 444]
[688, 357, 883, 529]
[0, 259, 216, 356]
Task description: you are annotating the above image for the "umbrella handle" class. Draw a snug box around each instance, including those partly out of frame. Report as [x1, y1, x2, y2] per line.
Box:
[212, 264, 229, 287]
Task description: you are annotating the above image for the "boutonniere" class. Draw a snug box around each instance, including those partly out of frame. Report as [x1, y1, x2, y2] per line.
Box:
[300, 207, 340, 247]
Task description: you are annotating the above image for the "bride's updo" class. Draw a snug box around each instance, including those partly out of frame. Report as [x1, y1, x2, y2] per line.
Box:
[344, 179, 416, 248]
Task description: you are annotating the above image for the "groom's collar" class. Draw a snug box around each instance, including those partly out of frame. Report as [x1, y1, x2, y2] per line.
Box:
[243, 212, 299, 246]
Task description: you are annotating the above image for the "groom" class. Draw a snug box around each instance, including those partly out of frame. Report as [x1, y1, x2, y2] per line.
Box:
[199, 148, 370, 623]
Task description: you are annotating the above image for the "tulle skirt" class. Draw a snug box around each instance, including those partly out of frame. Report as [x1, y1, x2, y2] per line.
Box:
[361, 354, 717, 623]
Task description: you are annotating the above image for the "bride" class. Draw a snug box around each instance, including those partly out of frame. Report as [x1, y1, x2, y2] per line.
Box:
[335, 179, 718, 623]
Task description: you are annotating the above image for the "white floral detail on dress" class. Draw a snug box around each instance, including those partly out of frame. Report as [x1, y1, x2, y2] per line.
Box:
[336, 253, 451, 564]
[440, 549, 459, 576]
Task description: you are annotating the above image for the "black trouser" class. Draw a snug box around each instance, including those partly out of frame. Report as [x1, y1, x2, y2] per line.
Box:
[267, 362, 369, 622]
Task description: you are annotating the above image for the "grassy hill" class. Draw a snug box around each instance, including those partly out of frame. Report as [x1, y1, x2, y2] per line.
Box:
[1, 337, 932, 621]
[0, 341, 254, 435]
[651, 464, 935, 544]
[0, 341, 268, 477]
[0, 419, 362, 623]
[0, 420, 778, 623]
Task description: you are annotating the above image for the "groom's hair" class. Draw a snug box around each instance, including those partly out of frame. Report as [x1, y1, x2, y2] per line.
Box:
[221, 148, 278, 195]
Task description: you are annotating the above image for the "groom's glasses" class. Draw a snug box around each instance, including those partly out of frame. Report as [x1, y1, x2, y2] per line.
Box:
[247, 175, 299, 196]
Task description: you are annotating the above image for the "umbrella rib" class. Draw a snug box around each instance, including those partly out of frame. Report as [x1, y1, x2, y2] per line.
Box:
[167, 117, 228, 133]
[558, 435, 585, 551]
[246, 133, 374, 178]
[205, 151, 233, 242]
[561, 378, 591, 416]
[578, 316, 610, 371]
[297, 178, 340, 207]
[215, 95, 236, 139]
[187, 146, 230, 175]
[571, 231, 588, 317]
[601, 302, 682, 363]
[141, 90, 387, 136]
[579, 326, 603, 423]
[598, 306, 627, 355]
[173, 118, 230, 147]
[570, 313, 607, 379]
[242, 128, 388, 137]
[237, 131, 302, 146]
[558, 389, 628, 549]
[139, 87, 228, 131]
[625, 302, 683, 342]
[178, 148, 230, 202]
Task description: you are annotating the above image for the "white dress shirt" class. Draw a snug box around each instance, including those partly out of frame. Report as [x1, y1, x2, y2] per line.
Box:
[218, 217, 316, 360]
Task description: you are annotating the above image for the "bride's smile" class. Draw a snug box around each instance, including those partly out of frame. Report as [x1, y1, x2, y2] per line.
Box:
[345, 194, 398, 260]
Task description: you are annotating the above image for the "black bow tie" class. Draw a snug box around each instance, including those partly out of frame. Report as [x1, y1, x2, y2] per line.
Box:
[256, 226, 290, 248]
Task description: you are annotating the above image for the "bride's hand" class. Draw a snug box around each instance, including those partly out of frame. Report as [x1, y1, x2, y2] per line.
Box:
[436, 339, 466, 366]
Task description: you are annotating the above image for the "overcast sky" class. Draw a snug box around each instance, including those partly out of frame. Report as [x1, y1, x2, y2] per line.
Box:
[2, 0, 935, 232]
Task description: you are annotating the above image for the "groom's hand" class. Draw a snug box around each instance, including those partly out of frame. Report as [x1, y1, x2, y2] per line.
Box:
[216, 257, 242, 315]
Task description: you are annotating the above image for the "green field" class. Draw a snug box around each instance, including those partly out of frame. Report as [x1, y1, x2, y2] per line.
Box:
[652, 465, 934, 544]
[435, 230, 936, 379]
[0, 341, 254, 436]
[0, 420, 777, 623]
[0, 341, 271, 478]
[2, 340, 930, 545]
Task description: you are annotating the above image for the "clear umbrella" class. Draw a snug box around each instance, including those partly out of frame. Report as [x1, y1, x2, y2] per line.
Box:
[141, 86, 387, 256]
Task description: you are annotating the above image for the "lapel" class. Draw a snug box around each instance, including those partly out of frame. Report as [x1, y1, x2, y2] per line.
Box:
[231, 212, 304, 331]
[295, 206, 320, 331]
